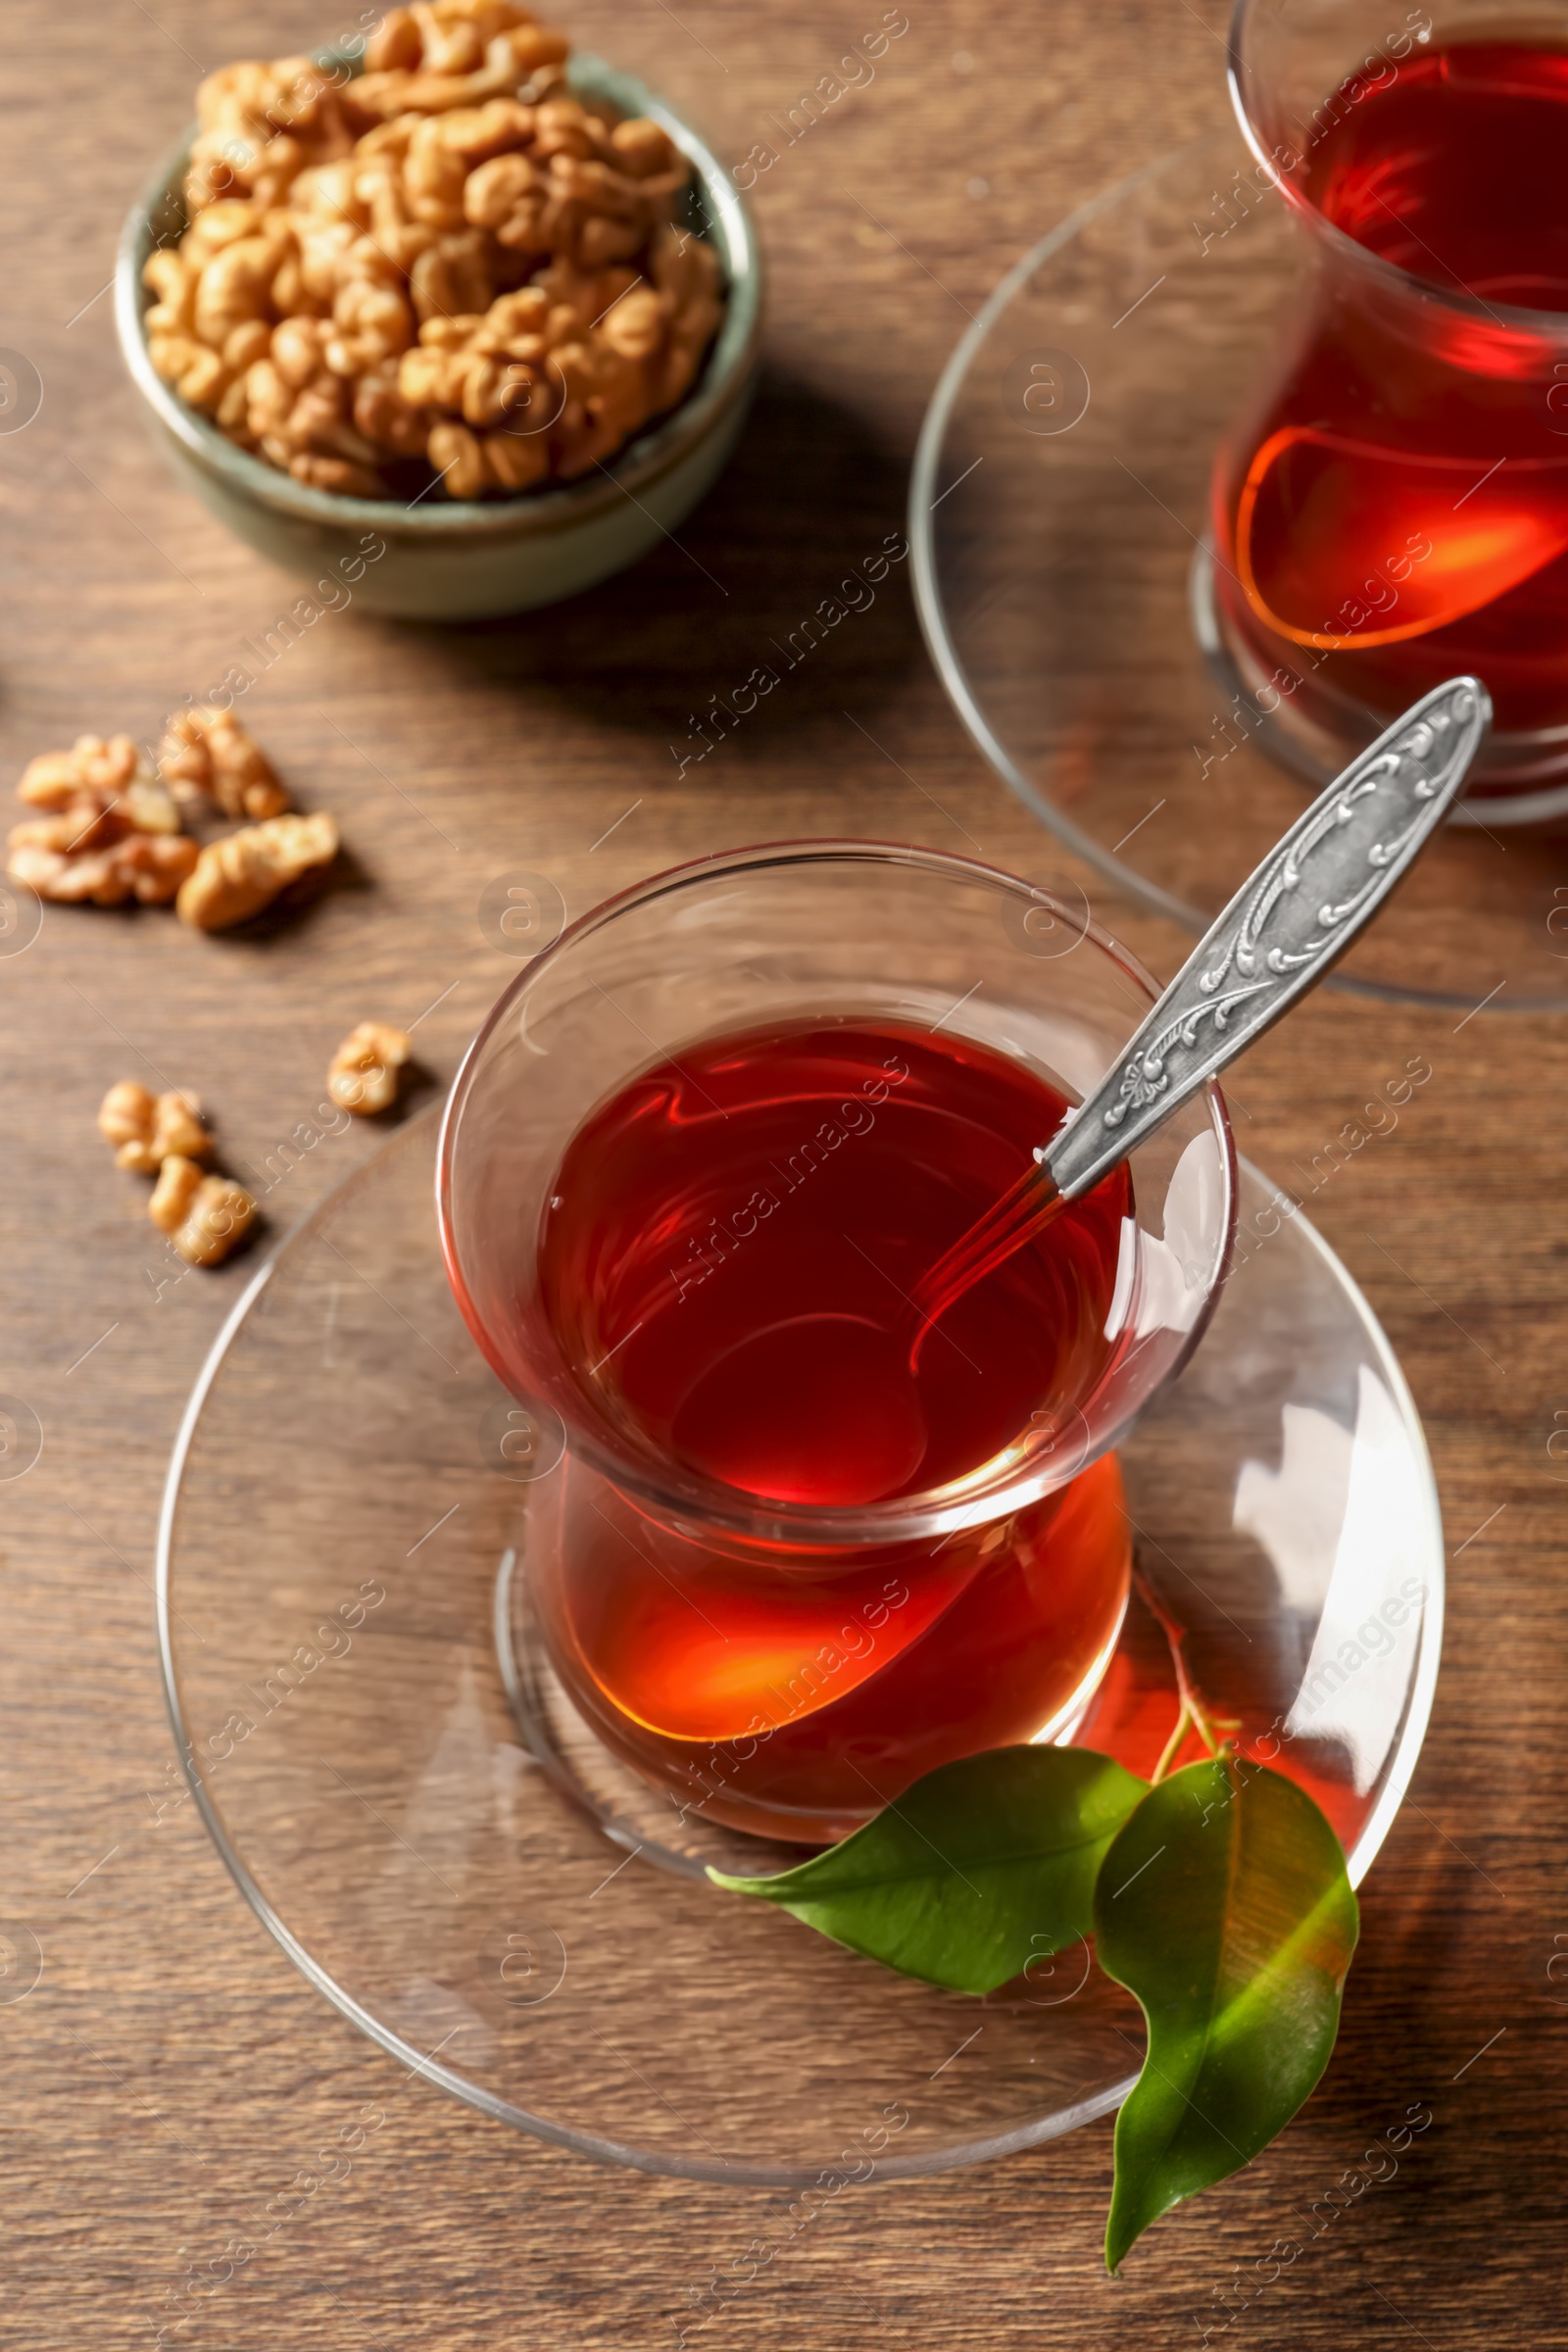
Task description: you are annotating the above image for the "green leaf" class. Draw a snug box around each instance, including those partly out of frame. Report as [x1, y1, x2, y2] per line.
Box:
[709, 1745, 1149, 1995]
[1093, 1756, 1359, 2272]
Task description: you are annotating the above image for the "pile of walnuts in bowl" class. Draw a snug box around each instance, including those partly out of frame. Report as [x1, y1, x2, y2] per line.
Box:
[143, 0, 726, 501]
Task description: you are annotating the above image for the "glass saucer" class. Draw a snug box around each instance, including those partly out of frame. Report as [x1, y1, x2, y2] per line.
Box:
[157, 1104, 1442, 2184]
[910, 128, 1568, 1009]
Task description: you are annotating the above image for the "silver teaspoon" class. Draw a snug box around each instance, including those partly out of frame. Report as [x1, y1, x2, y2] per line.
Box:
[908, 674, 1492, 1356]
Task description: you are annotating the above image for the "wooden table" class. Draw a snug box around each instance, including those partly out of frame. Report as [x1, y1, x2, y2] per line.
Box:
[3, 2, 1560, 2343]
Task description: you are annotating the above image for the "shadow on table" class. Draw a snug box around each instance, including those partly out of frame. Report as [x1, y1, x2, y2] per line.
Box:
[408, 369, 926, 753]
[1299, 1810, 1541, 2222]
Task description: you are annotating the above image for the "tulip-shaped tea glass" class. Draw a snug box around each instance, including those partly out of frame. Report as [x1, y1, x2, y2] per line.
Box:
[1211, 0, 1568, 794]
[438, 844, 1236, 1846]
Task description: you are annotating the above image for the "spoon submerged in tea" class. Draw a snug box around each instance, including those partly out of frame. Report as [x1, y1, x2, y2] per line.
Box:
[907, 674, 1492, 1363]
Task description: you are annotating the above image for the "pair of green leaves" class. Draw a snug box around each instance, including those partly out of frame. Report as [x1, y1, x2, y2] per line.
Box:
[710, 1744, 1358, 2269]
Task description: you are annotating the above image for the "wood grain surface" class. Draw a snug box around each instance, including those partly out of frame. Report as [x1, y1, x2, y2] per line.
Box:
[2, 2, 1563, 2346]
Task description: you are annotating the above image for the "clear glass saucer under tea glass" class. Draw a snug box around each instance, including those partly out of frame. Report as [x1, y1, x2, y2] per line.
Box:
[911, 109, 1568, 1005]
[157, 1104, 1443, 2180]
[436, 844, 1236, 1845]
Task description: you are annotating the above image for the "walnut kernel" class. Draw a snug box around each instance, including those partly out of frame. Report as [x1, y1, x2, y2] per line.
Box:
[7, 829, 198, 907]
[327, 1020, 413, 1114]
[156, 708, 290, 819]
[175, 809, 340, 931]
[166, 1173, 260, 1266]
[8, 735, 197, 906]
[18, 736, 180, 833]
[98, 1082, 211, 1173]
[149, 1152, 207, 1233]
[146, 20, 724, 501]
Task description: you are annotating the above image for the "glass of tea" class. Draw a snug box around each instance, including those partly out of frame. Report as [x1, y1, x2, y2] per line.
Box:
[438, 845, 1235, 1844]
[1212, 0, 1568, 797]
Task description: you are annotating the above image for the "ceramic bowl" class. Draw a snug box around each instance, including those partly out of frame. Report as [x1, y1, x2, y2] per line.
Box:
[115, 53, 762, 620]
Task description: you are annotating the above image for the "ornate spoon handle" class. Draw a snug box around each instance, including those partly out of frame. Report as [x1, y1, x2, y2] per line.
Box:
[1046, 676, 1491, 1200]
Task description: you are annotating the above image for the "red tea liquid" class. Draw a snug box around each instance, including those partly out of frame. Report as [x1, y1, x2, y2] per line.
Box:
[1214, 42, 1568, 746]
[528, 1015, 1135, 1840]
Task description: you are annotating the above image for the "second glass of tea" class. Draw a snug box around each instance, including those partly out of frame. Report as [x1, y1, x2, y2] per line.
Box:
[1213, 0, 1568, 797]
[439, 845, 1235, 1843]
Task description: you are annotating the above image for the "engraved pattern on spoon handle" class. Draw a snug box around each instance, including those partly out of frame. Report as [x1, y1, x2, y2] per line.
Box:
[1045, 676, 1492, 1200]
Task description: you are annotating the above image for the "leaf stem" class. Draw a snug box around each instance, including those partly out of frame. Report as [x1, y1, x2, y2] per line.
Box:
[1151, 1698, 1192, 1787]
[1132, 1562, 1227, 1772]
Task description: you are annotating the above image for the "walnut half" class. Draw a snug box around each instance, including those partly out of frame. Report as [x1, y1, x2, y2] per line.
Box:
[150, 1157, 259, 1266]
[8, 734, 193, 906]
[19, 734, 179, 832]
[7, 828, 198, 907]
[327, 1020, 413, 1114]
[176, 810, 340, 931]
[98, 1081, 211, 1173]
[157, 708, 290, 820]
[145, 15, 724, 504]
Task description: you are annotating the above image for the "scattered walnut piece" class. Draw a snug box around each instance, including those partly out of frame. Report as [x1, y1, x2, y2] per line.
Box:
[99, 1080, 157, 1162]
[165, 1172, 259, 1266]
[157, 708, 290, 819]
[149, 1152, 207, 1233]
[99, 1084, 255, 1268]
[8, 733, 193, 906]
[176, 810, 340, 931]
[327, 1019, 413, 1114]
[144, 15, 724, 501]
[7, 829, 199, 907]
[98, 1082, 212, 1173]
[18, 735, 180, 832]
[11, 724, 336, 928]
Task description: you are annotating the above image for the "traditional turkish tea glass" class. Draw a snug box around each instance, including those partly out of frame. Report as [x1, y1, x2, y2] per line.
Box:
[438, 845, 1235, 1844]
[1211, 0, 1568, 794]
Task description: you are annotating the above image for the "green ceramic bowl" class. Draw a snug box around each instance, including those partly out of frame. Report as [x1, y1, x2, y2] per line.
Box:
[115, 54, 762, 620]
